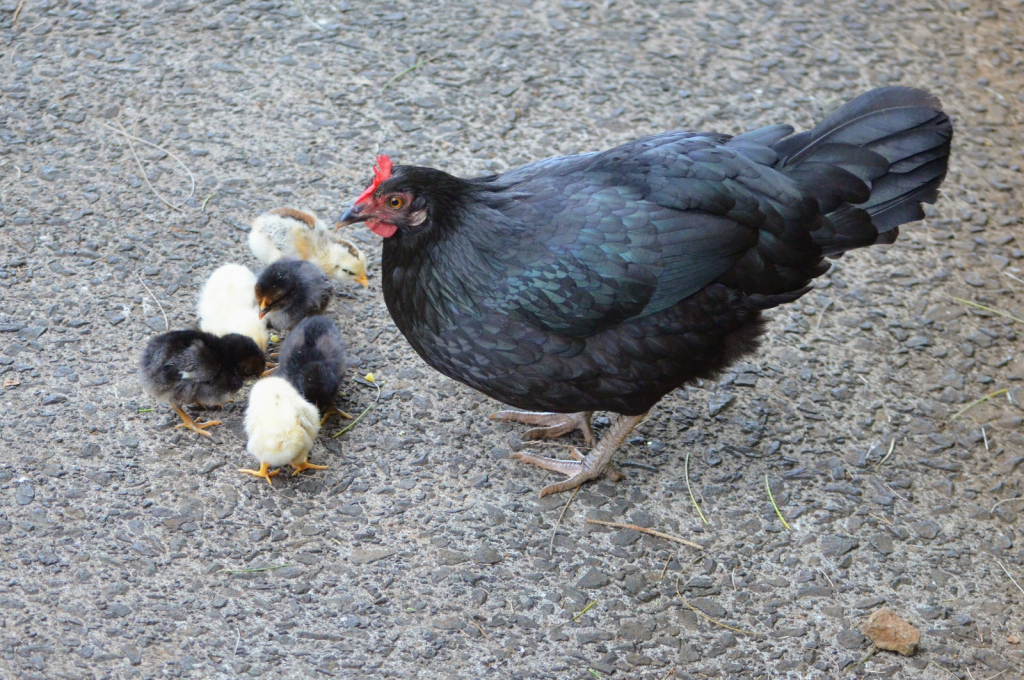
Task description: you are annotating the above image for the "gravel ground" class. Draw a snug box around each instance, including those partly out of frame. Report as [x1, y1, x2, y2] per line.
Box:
[1, 0, 1024, 678]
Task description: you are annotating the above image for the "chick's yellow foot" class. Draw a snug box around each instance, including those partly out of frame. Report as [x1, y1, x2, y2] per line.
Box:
[261, 366, 277, 378]
[319, 407, 353, 426]
[511, 413, 645, 497]
[239, 462, 279, 485]
[490, 410, 597, 446]
[291, 460, 328, 475]
[171, 405, 221, 438]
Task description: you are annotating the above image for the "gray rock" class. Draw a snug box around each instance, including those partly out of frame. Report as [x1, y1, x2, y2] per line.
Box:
[820, 536, 859, 557]
[15, 484, 35, 506]
[577, 568, 610, 589]
[474, 547, 503, 565]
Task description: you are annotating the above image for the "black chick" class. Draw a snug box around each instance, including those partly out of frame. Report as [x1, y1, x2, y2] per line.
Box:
[278, 315, 348, 424]
[254, 259, 331, 331]
[138, 330, 266, 437]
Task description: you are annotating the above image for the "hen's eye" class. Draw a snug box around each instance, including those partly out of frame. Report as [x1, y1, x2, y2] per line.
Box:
[387, 196, 404, 209]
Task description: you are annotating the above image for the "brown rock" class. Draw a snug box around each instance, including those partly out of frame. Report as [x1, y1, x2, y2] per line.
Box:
[861, 607, 920, 656]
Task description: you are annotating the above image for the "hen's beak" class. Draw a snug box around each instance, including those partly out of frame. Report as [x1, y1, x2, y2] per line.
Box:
[337, 203, 367, 229]
[354, 273, 369, 288]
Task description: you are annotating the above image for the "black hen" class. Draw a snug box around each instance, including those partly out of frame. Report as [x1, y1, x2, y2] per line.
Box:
[138, 330, 266, 436]
[254, 259, 331, 331]
[277, 315, 348, 423]
[339, 87, 952, 496]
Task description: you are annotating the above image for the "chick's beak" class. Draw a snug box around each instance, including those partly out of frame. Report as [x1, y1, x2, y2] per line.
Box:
[354, 272, 369, 288]
[337, 203, 367, 229]
[257, 296, 269, 319]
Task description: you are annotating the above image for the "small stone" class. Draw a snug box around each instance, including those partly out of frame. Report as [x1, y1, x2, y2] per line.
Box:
[911, 520, 941, 540]
[249, 528, 270, 542]
[80, 443, 100, 458]
[708, 393, 735, 416]
[870, 535, 894, 555]
[108, 603, 132, 618]
[39, 166, 59, 181]
[437, 549, 471, 566]
[688, 597, 727, 619]
[820, 536, 859, 557]
[38, 551, 59, 566]
[861, 607, 920, 655]
[474, 547, 503, 565]
[576, 568, 610, 589]
[15, 484, 35, 505]
[42, 394, 68, 405]
[413, 95, 441, 108]
[618, 620, 652, 642]
[350, 548, 397, 565]
[124, 645, 142, 665]
[837, 629, 865, 649]
[145, 317, 167, 332]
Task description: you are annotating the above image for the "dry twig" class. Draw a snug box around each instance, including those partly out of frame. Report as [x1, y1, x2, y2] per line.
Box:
[549, 485, 580, 555]
[585, 520, 702, 549]
[950, 388, 1009, 421]
[135, 271, 169, 332]
[685, 451, 708, 524]
[675, 574, 760, 636]
[101, 120, 196, 211]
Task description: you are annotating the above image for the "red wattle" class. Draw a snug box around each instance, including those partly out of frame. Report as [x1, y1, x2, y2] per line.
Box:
[368, 221, 398, 238]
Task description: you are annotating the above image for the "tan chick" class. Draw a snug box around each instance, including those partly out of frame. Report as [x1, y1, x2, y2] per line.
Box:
[248, 207, 369, 287]
[239, 376, 326, 485]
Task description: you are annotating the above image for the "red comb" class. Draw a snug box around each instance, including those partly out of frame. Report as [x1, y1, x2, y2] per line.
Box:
[355, 154, 393, 203]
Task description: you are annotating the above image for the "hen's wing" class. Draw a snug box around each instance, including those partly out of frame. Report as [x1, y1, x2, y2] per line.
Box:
[485, 130, 822, 337]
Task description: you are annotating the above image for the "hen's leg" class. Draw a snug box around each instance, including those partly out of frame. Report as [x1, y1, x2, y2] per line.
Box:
[172, 404, 221, 437]
[512, 413, 646, 497]
[489, 410, 596, 447]
[239, 461, 279, 485]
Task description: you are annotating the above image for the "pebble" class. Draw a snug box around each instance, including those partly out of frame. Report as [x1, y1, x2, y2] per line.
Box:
[576, 568, 610, 589]
[861, 608, 920, 656]
[15, 484, 35, 506]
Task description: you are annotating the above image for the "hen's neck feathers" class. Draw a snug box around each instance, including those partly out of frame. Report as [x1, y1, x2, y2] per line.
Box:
[381, 173, 516, 332]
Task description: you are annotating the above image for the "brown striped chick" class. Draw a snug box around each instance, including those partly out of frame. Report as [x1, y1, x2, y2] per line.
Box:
[248, 207, 369, 287]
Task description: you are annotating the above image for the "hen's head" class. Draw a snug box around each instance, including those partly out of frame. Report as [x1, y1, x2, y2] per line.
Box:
[338, 156, 468, 240]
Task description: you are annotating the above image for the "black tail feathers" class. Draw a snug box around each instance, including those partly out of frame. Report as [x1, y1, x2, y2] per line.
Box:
[773, 87, 952, 257]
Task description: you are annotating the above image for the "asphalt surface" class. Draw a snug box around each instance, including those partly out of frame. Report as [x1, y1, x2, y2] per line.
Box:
[1, 0, 1024, 678]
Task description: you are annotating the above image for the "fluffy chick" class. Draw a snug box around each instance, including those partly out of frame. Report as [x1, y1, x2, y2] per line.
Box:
[278, 315, 348, 423]
[254, 259, 331, 331]
[239, 376, 325, 484]
[249, 207, 369, 287]
[138, 330, 266, 436]
[198, 263, 269, 351]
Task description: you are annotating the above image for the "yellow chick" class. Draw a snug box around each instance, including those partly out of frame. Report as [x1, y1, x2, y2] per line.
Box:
[248, 207, 369, 287]
[198, 264, 269, 351]
[239, 376, 326, 485]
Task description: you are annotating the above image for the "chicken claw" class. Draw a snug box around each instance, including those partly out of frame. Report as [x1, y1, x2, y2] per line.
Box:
[239, 461, 279, 485]
[171, 405, 221, 438]
[291, 459, 328, 475]
[489, 410, 596, 447]
[319, 407, 353, 426]
[511, 413, 645, 497]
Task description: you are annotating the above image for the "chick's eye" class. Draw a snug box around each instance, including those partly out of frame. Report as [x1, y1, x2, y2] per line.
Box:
[387, 196, 404, 209]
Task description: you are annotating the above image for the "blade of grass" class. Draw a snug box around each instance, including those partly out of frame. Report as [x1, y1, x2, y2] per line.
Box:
[218, 563, 294, 574]
[685, 451, 708, 525]
[951, 297, 1024, 325]
[676, 574, 761, 636]
[950, 388, 1008, 421]
[572, 600, 598, 622]
[765, 474, 792, 530]
[137, 408, 153, 413]
[333, 374, 382, 438]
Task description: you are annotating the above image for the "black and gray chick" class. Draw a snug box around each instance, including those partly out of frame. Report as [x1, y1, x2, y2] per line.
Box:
[278, 315, 348, 420]
[138, 330, 266, 437]
[254, 259, 331, 331]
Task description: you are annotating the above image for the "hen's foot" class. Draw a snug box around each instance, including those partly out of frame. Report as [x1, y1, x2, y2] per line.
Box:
[489, 410, 596, 446]
[239, 461, 279, 485]
[172, 405, 221, 438]
[511, 413, 646, 497]
[291, 460, 328, 475]
[261, 366, 277, 378]
[320, 407, 353, 426]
